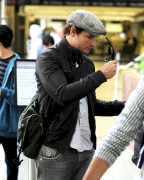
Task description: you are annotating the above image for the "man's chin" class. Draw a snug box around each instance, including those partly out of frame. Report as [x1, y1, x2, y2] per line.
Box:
[82, 50, 90, 55]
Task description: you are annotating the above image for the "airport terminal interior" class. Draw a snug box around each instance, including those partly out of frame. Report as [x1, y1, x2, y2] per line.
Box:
[4, 1, 144, 60]
[0, 0, 144, 179]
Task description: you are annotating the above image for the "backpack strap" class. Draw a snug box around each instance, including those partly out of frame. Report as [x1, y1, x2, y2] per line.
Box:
[13, 145, 23, 165]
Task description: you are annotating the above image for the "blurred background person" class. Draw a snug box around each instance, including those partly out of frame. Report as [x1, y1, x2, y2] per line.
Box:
[27, 24, 44, 59]
[121, 31, 138, 62]
[42, 34, 55, 51]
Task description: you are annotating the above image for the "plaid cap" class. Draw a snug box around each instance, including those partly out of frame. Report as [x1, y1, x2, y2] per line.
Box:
[66, 9, 107, 36]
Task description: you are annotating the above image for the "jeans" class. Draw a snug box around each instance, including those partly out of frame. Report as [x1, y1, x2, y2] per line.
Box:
[0, 136, 18, 180]
[35, 145, 94, 180]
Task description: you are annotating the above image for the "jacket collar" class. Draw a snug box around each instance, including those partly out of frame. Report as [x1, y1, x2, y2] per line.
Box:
[58, 37, 83, 65]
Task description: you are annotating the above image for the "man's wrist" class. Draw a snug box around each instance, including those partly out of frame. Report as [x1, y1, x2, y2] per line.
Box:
[83, 157, 109, 180]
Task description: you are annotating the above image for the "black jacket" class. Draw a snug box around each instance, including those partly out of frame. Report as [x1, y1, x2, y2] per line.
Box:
[35, 37, 125, 153]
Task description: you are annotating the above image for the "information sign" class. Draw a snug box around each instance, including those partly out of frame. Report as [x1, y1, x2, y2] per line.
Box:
[14, 59, 37, 106]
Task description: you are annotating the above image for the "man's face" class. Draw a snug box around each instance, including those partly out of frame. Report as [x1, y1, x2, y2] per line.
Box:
[67, 27, 97, 55]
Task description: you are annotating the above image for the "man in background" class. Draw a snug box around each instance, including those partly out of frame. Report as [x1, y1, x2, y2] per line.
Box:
[0, 25, 24, 180]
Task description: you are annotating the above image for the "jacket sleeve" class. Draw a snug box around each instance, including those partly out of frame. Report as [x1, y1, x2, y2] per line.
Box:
[36, 51, 107, 106]
[0, 80, 17, 106]
[94, 99, 125, 116]
[0, 53, 21, 106]
[0, 67, 17, 106]
[0, 87, 15, 103]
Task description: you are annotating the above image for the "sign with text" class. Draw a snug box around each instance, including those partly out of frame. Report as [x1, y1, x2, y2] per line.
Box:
[14, 59, 37, 106]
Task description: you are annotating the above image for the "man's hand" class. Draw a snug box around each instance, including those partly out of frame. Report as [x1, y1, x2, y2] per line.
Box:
[100, 60, 117, 79]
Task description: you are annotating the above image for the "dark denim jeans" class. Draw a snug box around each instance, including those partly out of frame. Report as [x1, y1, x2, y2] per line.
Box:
[0, 136, 18, 180]
[35, 145, 94, 180]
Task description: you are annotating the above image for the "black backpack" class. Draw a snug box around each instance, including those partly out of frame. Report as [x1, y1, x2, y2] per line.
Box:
[15, 95, 45, 165]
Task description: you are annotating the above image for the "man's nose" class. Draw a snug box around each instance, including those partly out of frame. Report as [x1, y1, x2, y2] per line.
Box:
[91, 38, 96, 46]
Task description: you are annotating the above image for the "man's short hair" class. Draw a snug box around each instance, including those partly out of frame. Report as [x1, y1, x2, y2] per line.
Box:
[0, 25, 13, 48]
[42, 35, 54, 46]
[63, 25, 84, 36]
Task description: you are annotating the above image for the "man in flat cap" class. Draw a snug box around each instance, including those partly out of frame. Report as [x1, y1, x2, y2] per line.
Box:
[34, 9, 125, 180]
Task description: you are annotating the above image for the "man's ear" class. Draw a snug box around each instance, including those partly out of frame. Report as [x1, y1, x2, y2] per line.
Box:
[70, 26, 76, 36]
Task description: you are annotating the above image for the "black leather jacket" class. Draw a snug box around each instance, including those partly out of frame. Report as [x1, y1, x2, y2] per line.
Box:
[35, 37, 125, 153]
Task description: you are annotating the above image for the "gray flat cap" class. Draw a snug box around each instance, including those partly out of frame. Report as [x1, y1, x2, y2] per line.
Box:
[66, 9, 107, 36]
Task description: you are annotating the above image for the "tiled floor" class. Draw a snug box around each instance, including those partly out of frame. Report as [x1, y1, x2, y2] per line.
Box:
[0, 62, 141, 180]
